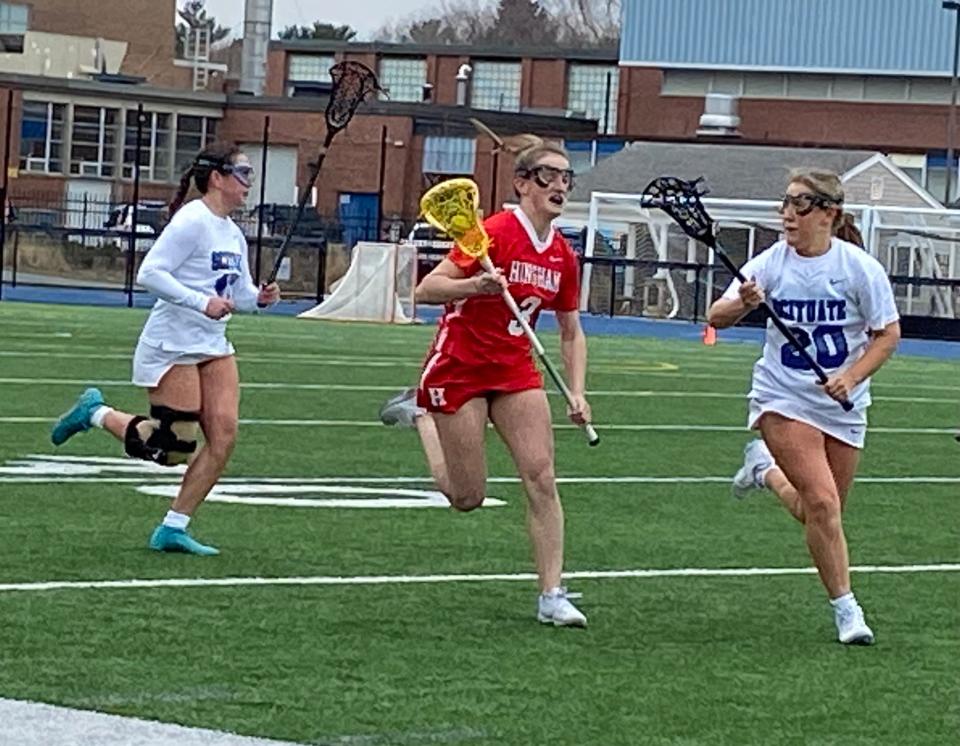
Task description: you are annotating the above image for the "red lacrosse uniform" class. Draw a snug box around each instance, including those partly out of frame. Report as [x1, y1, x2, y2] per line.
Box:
[417, 206, 580, 414]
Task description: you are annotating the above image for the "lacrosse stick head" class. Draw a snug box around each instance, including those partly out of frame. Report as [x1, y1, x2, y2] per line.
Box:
[325, 61, 384, 133]
[642, 176, 715, 245]
[419, 178, 490, 259]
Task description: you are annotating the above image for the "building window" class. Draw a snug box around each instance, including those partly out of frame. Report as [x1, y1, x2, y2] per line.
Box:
[422, 136, 476, 175]
[288, 54, 334, 82]
[564, 139, 626, 174]
[174, 115, 217, 175]
[925, 152, 958, 205]
[19, 101, 65, 174]
[123, 111, 172, 182]
[471, 61, 521, 112]
[0, 2, 27, 53]
[70, 106, 120, 177]
[379, 57, 426, 102]
[567, 64, 619, 134]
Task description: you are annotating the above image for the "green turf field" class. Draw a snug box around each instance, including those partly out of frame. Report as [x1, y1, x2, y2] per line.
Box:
[1, 301, 957, 745]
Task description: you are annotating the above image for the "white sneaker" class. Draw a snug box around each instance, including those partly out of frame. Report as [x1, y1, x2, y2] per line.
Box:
[378, 387, 424, 428]
[537, 587, 587, 627]
[834, 601, 875, 645]
[731, 438, 774, 499]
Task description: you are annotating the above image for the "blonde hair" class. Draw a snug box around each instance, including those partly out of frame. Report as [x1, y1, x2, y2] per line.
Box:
[513, 136, 569, 172]
[466, 120, 569, 171]
[788, 167, 861, 244]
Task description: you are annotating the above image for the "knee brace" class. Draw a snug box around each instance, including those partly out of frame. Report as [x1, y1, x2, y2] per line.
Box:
[124, 405, 200, 466]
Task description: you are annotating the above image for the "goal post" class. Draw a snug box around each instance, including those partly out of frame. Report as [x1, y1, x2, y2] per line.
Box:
[297, 242, 418, 323]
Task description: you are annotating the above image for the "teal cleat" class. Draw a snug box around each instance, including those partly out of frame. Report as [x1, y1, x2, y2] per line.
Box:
[148, 525, 220, 556]
[51, 387, 105, 446]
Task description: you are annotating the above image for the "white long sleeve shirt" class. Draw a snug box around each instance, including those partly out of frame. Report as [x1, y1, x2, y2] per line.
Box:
[136, 199, 261, 354]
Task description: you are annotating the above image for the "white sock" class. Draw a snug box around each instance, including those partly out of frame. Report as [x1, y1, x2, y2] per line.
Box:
[90, 406, 113, 429]
[162, 510, 190, 530]
[757, 465, 773, 488]
[830, 592, 856, 610]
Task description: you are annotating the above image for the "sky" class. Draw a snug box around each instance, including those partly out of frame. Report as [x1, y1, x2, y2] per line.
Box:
[192, 0, 442, 41]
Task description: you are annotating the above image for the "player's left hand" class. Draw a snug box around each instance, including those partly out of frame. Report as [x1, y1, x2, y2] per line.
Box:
[566, 392, 592, 426]
[258, 282, 281, 307]
[823, 371, 858, 402]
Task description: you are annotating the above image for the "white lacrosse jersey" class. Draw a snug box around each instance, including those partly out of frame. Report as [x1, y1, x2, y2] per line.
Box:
[722, 238, 899, 415]
[136, 199, 262, 355]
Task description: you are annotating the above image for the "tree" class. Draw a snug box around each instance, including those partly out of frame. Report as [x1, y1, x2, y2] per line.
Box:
[542, 0, 620, 47]
[476, 0, 559, 45]
[373, 0, 495, 44]
[278, 22, 358, 41]
[404, 18, 460, 44]
[373, 0, 619, 47]
[176, 0, 231, 58]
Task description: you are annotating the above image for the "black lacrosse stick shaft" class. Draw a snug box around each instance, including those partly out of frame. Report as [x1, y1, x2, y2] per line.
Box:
[265, 135, 333, 285]
[266, 62, 382, 285]
[643, 176, 854, 412]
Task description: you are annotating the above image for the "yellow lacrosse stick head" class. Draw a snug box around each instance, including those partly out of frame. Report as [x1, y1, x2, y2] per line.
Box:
[419, 178, 490, 259]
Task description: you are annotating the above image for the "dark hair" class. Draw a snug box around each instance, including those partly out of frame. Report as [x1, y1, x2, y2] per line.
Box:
[835, 212, 865, 248]
[169, 141, 242, 216]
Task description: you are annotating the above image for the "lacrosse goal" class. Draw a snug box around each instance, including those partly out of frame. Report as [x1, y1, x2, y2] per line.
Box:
[298, 242, 418, 323]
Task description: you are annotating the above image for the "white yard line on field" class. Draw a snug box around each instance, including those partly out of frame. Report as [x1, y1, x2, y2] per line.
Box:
[0, 698, 303, 746]
[0, 376, 957, 403]
[2, 415, 957, 434]
[1, 563, 958, 594]
[2, 456, 960, 486]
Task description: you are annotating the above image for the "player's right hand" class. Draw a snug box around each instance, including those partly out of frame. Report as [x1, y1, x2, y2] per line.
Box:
[472, 268, 508, 295]
[204, 297, 235, 320]
[738, 277, 765, 309]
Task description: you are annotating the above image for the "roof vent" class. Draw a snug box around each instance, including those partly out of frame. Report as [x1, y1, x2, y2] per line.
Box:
[697, 93, 741, 137]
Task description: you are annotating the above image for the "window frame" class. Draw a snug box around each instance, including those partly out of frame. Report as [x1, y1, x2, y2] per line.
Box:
[470, 60, 522, 112]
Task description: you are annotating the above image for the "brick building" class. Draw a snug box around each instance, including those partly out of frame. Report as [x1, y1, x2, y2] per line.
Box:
[2, 0, 957, 241]
[0, 0, 601, 243]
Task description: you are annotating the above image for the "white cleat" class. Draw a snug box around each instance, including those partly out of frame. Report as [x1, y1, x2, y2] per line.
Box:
[732, 438, 775, 499]
[537, 587, 587, 627]
[835, 602, 875, 645]
[378, 387, 424, 428]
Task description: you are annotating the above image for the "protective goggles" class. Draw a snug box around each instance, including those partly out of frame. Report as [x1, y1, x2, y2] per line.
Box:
[779, 192, 840, 216]
[517, 165, 575, 189]
[195, 157, 255, 187]
[219, 162, 255, 187]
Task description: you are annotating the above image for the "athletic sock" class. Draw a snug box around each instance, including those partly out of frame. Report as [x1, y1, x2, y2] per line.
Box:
[830, 592, 856, 611]
[90, 406, 114, 429]
[162, 510, 190, 530]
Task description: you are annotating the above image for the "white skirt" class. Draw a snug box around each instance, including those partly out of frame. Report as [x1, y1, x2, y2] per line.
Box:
[748, 395, 867, 449]
[132, 339, 234, 388]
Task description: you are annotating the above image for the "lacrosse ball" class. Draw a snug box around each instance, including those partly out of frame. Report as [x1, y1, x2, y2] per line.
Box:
[449, 214, 471, 233]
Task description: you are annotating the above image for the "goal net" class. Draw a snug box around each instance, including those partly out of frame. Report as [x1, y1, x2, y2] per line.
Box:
[298, 242, 417, 323]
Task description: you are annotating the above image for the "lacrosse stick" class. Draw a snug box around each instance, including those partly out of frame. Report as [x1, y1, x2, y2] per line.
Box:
[642, 176, 854, 412]
[266, 61, 383, 285]
[420, 178, 600, 446]
[469, 117, 543, 155]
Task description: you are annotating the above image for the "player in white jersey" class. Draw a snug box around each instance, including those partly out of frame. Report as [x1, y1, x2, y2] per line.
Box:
[708, 168, 900, 645]
[51, 143, 280, 556]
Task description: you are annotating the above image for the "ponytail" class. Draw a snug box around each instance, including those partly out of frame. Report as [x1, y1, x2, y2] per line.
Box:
[834, 212, 864, 248]
[167, 141, 242, 217]
[168, 165, 194, 217]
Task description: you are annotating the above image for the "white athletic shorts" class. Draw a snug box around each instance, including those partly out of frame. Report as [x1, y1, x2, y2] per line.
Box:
[748, 395, 867, 449]
[132, 339, 234, 388]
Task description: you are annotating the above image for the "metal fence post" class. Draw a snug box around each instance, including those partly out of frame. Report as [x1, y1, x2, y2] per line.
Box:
[126, 103, 145, 308]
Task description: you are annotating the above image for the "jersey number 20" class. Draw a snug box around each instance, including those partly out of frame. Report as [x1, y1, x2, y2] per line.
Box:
[781, 324, 848, 370]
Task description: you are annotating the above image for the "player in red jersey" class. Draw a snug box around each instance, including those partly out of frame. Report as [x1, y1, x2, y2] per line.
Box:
[379, 140, 592, 626]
